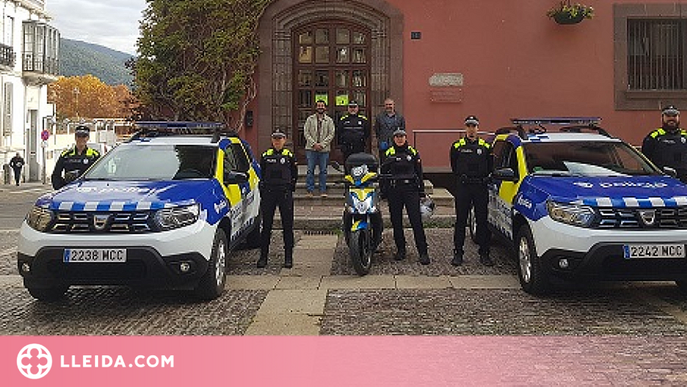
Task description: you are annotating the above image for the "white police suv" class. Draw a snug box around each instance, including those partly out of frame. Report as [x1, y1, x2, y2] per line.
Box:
[482, 118, 687, 294]
[18, 122, 261, 301]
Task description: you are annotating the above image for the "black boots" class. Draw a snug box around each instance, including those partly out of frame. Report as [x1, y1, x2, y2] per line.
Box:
[451, 250, 463, 266]
[480, 253, 494, 267]
[257, 250, 268, 268]
[394, 249, 406, 261]
[419, 253, 430, 265]
[284, 249, 293, 268]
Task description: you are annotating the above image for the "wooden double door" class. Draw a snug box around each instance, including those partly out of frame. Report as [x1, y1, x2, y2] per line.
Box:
[292, 21, 371, 163]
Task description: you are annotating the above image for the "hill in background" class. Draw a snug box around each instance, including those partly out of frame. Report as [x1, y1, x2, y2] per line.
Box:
[59, 38, 134, 86]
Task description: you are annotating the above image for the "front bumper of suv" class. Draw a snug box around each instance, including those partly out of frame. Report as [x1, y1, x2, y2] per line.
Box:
[17, 221, 216, 289]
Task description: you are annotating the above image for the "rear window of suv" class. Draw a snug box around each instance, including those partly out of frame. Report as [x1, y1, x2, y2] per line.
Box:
[85, 144, 217, 181]
[523, 141, 659, 176]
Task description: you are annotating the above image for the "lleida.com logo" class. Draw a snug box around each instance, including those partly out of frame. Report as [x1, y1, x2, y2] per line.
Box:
[17, 343, 52, 379]
[16, 343, 175, 379]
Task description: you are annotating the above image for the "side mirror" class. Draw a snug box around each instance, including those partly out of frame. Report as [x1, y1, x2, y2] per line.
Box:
[492, 167, 518, 182]
[663, 166, 678, 178]
[224, 171, 248, 185]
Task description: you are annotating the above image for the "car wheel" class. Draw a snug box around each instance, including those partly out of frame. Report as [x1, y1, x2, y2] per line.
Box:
[516, 225, 549, 295]
[27, 286, 68, 302]
[195, 228, 227, 300]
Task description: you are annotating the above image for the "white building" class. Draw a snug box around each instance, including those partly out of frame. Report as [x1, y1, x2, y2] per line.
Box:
[0, 0, 58, 183]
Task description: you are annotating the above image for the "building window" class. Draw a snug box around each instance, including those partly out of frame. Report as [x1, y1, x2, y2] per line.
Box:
[22, 21, 59, 75]
[628, 19, 685, 90]
[614, 5, 687, 110]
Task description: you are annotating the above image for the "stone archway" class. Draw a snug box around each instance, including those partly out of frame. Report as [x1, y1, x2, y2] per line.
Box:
[256, 0, 403, 153]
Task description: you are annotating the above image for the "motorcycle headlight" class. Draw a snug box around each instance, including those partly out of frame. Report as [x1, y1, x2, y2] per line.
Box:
[26, 206, 54, 232]
[154, 203, 200, 231]
[546, 200, 595, 228]
[351, 165, 368, 179]
[349, 193, 374, 214]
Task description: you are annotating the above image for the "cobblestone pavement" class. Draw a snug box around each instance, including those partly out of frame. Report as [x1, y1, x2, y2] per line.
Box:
[0, 284, 267, 335]
[332, 228, 517, 276]
[320, 288, 687, 335]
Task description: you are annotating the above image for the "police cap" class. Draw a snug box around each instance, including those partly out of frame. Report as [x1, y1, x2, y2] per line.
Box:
[662, 105, 680, 116]
[74, 125, 90, 137]
[348, 100, 358, 107]
[271, 128, 287, 138]
[464, 115, 480, 126]
[393, 128, 407, 137]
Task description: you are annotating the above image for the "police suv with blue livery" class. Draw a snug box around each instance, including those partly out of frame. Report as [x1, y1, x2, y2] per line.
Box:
[18, 122, 261, 301]
[482, 117, 687, 294]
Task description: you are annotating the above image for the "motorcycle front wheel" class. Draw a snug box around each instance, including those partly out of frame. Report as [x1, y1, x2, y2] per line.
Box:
[349, 229, 372, 276]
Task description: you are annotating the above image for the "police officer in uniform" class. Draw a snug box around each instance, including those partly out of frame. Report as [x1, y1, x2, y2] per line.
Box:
[642, 105, 687, 182]
[337, 100, 370, 163]
[257, 128, 298, 269]
[450, 115, 493, 266]
[381, 128, 430, 265]
[51, 125, 101, 189]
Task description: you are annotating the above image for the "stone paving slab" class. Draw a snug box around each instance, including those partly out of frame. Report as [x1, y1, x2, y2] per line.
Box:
[448, 275, 521, 289]
[274, 276, 323, 290]
[226, 275, 279, 290]
[244, 313, 321, 336]
[394, 275, 452, 289]
[321, 275, 397, 289]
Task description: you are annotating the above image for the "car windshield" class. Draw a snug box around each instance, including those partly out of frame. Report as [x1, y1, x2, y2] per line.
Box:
[523, 141, 659, 176]
[84, 143, 216, 180]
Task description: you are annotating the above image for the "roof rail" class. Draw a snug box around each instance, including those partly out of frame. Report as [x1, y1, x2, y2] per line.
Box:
[511, 117, 601, 126]
[127, 121, 237, 143]
[559, 125, 612, 137]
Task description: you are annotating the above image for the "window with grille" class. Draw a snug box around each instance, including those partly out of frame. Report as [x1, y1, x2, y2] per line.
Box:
[627, 19, 686, 90]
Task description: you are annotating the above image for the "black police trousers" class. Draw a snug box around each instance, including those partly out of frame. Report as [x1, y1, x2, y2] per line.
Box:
[454, 182, 490, 256]
[387, 184, 428, 255]
[260, 186, 294, 256]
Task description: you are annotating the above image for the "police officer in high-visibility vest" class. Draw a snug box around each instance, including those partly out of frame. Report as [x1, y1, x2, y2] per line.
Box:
[51, 125, 101, 189]
[257, 128, 298, 269]
[450, 115, 493, 267]
[337, 100, 370, 163]
[381, 128, 430, 265]
[642, 105, 687, 182]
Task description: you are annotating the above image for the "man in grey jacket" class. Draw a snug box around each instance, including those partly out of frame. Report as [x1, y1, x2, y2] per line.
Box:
[374, 98, 406, 162]
[304, 100, 336, 197]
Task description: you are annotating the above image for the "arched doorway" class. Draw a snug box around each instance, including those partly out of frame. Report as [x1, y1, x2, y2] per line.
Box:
[293, 22, 371, 162]
[257, 0, 403, 159]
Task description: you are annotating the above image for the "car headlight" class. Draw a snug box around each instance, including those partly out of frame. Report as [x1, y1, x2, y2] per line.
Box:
[546, 200, 595, 228]
[26, 206, 54, 232]
[154, 203, 200, 231]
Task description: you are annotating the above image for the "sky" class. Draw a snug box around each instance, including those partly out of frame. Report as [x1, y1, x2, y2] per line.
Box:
[47, 0, 147, 54]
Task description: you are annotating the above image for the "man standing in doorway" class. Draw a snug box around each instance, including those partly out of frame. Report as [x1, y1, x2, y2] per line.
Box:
[374, 98, 406, 162]
[303, 99, 335, 197]
[337, 100, 370, 163]
[9, 152, 24, 186]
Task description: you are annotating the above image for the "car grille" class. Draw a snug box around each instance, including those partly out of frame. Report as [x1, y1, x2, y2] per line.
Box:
[50, 211, 154, 233]
[596, 207, 687, 229]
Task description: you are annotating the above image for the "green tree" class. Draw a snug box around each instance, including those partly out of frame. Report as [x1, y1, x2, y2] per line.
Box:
[133, 0, 272, 130]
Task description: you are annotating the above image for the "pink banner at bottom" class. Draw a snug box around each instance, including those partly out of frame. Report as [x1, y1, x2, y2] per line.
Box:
[1, 336, 683, 386]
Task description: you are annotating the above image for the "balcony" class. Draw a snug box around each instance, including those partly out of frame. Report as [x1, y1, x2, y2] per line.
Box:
[22, 21, 59, 86]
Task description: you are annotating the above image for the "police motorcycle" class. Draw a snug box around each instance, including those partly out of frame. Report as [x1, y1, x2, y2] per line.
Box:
[334, 153, 384, 276]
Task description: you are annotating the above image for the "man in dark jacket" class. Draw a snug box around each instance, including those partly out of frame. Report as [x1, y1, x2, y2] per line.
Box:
[51, 125, 100, 189]
[337, 100, 370, 163]
[374, 98, 406, 161]
[642, 105, 687, 182]
[9, 152, 24, 186]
